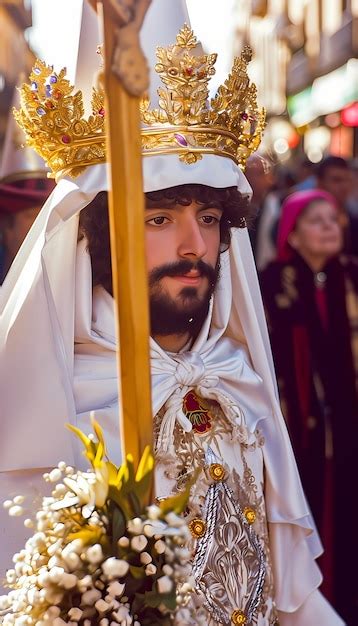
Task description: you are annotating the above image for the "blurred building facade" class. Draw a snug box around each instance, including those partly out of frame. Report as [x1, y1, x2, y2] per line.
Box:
[236, 0, 358, 163]
[0, 1, 35, 158]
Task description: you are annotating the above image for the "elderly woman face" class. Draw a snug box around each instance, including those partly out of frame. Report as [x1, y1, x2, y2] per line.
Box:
[288, 199, 343, 260]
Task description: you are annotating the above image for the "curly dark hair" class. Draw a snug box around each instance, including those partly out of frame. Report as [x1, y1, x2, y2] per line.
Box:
[79, 184, 252, 294]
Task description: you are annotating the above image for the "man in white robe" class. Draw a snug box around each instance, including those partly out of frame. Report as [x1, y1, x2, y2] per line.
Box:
[0, 1, 345, 623]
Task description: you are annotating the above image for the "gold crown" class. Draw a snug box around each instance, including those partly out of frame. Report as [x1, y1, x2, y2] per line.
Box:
[14, 25, 265, 180]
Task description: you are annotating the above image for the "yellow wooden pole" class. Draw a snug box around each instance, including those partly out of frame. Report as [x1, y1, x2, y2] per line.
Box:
[93, 0, 153, 466]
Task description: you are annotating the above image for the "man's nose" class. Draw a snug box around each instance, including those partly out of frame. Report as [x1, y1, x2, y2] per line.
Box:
[177, 219, 208, 260]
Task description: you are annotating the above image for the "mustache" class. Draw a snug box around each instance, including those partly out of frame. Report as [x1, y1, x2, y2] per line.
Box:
[149, 260, 217, 286]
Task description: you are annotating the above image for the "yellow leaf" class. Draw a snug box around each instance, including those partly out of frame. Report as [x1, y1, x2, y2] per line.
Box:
[107, 461, 120, 486]
[91, 417, 107, 455]
[66, 525, 104, 545]
[135, 446, 154, 483]
[66, 423, 97, 462]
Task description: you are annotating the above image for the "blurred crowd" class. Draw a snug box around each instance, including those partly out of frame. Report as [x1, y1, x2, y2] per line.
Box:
[247, 153, 358, 622]
[0, 152, 357, 621]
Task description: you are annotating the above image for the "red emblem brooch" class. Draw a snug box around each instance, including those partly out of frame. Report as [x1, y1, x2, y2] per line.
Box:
[182, 390, 212, 435]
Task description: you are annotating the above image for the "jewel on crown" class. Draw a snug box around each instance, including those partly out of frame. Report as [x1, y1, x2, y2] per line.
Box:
[14, 25, 265, 180]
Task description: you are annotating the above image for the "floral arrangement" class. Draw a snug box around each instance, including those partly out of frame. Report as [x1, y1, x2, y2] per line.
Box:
[0, 421, 194, 625]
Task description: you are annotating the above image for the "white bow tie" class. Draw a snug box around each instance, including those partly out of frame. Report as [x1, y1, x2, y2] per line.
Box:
[150, 337, 272, 458]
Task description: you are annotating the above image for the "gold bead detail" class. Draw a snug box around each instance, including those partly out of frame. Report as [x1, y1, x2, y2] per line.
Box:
[231, 609, 247, 624]
[209, 463, 226, 482]
[188, 518, 207, 538]
[243, 506, 256, 525]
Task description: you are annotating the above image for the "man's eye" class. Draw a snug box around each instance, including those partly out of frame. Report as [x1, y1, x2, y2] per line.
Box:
[148, 216, 168, 225]
[200, 215, 220, 224]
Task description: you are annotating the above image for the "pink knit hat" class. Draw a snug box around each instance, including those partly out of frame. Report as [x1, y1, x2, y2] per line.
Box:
[277, 189, 338, 261]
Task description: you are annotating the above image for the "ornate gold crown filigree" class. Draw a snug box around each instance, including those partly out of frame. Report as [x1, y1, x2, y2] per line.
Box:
[14, 25, 265, 179]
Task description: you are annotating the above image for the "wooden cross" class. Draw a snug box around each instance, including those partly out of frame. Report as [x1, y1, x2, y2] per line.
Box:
[89, 0, 153, 466]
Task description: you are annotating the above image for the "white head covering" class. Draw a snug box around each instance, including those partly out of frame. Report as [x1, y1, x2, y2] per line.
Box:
[0, 0, 326, 614]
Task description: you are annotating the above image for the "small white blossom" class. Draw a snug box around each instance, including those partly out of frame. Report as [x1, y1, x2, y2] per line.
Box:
[157, 575, 173, 594]
[13, 496, 25, 505]
[145, 563, 157, 576]
[86, 543, 103, 564]
[48, 469, 62, 483]
[23, 519, 34, 529]
[130, 535, 147, 552]
[107, 581, 125, 598]
[146, 505, 161, 520]
[154, 539, 165, 554]
[9, 506, 23, 517]
[117, 536, 130, 548]
[126, 517, 143, 535]
[102, 558, 129, 579]
[81, 588, 102, 605]
[139, 552, 152, 565]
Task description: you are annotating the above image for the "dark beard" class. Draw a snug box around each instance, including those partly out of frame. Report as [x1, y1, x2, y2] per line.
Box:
[149, 259, 220, 338]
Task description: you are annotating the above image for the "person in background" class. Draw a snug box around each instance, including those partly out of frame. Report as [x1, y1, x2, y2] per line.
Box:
[246, 154, 280, 270]
[0, 176, 54, 283]
[260, 189, 358, 624]
[316, 155, 358, 255]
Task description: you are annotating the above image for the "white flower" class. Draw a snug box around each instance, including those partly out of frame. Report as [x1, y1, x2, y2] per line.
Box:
[48, 566, 65, 584]
[48, 468, 62, 483]
[102, 558, 129, 579]
[145, 563, 157, 576]
[112, 604, 132, 625]
[107, 581, 125, 598]
[157, 575, 173, 594]
[126, 517, 144, 535]
[53, 619, 68, 626]
[154, 539, 166, 554]
[146, 505, 161, 520]
[86, 543, 103, 564]
[9, 505, 23, 517]
[139, 552, 152, 565]
[61, 573, 78, 589]
[0, 595, 11, 610]
[62, 539, 83, 558]
[118, 536, 129, 548]
[162, 564, 173, 576]
[13, 616, 30, 626]
[43, 606, 61, 620]
[130, 535, 147, 552]
[23, 519, 34, 529]
[95, 598, 113, 613]
[13, 496, 25, 505]
[81, 588, 102, 605]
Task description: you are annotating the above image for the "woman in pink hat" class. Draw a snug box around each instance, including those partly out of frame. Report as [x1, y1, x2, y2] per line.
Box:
[260, 189, 358, 623]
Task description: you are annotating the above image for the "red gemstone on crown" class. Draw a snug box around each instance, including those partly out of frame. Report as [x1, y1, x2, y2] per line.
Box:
[98, 107, 105, 116]
[241, 112, 249, 120]
[45, 100, 54, 109]
[61, 135, 71, 144]
[185, 67, 194, 76]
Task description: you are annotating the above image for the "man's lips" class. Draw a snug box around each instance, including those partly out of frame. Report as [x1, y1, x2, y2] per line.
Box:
[170, 271, 204, 286]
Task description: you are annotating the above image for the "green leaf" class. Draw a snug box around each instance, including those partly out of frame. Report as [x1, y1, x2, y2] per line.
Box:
[129, 564, 145, 580]
[111, 504, 126, 546]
